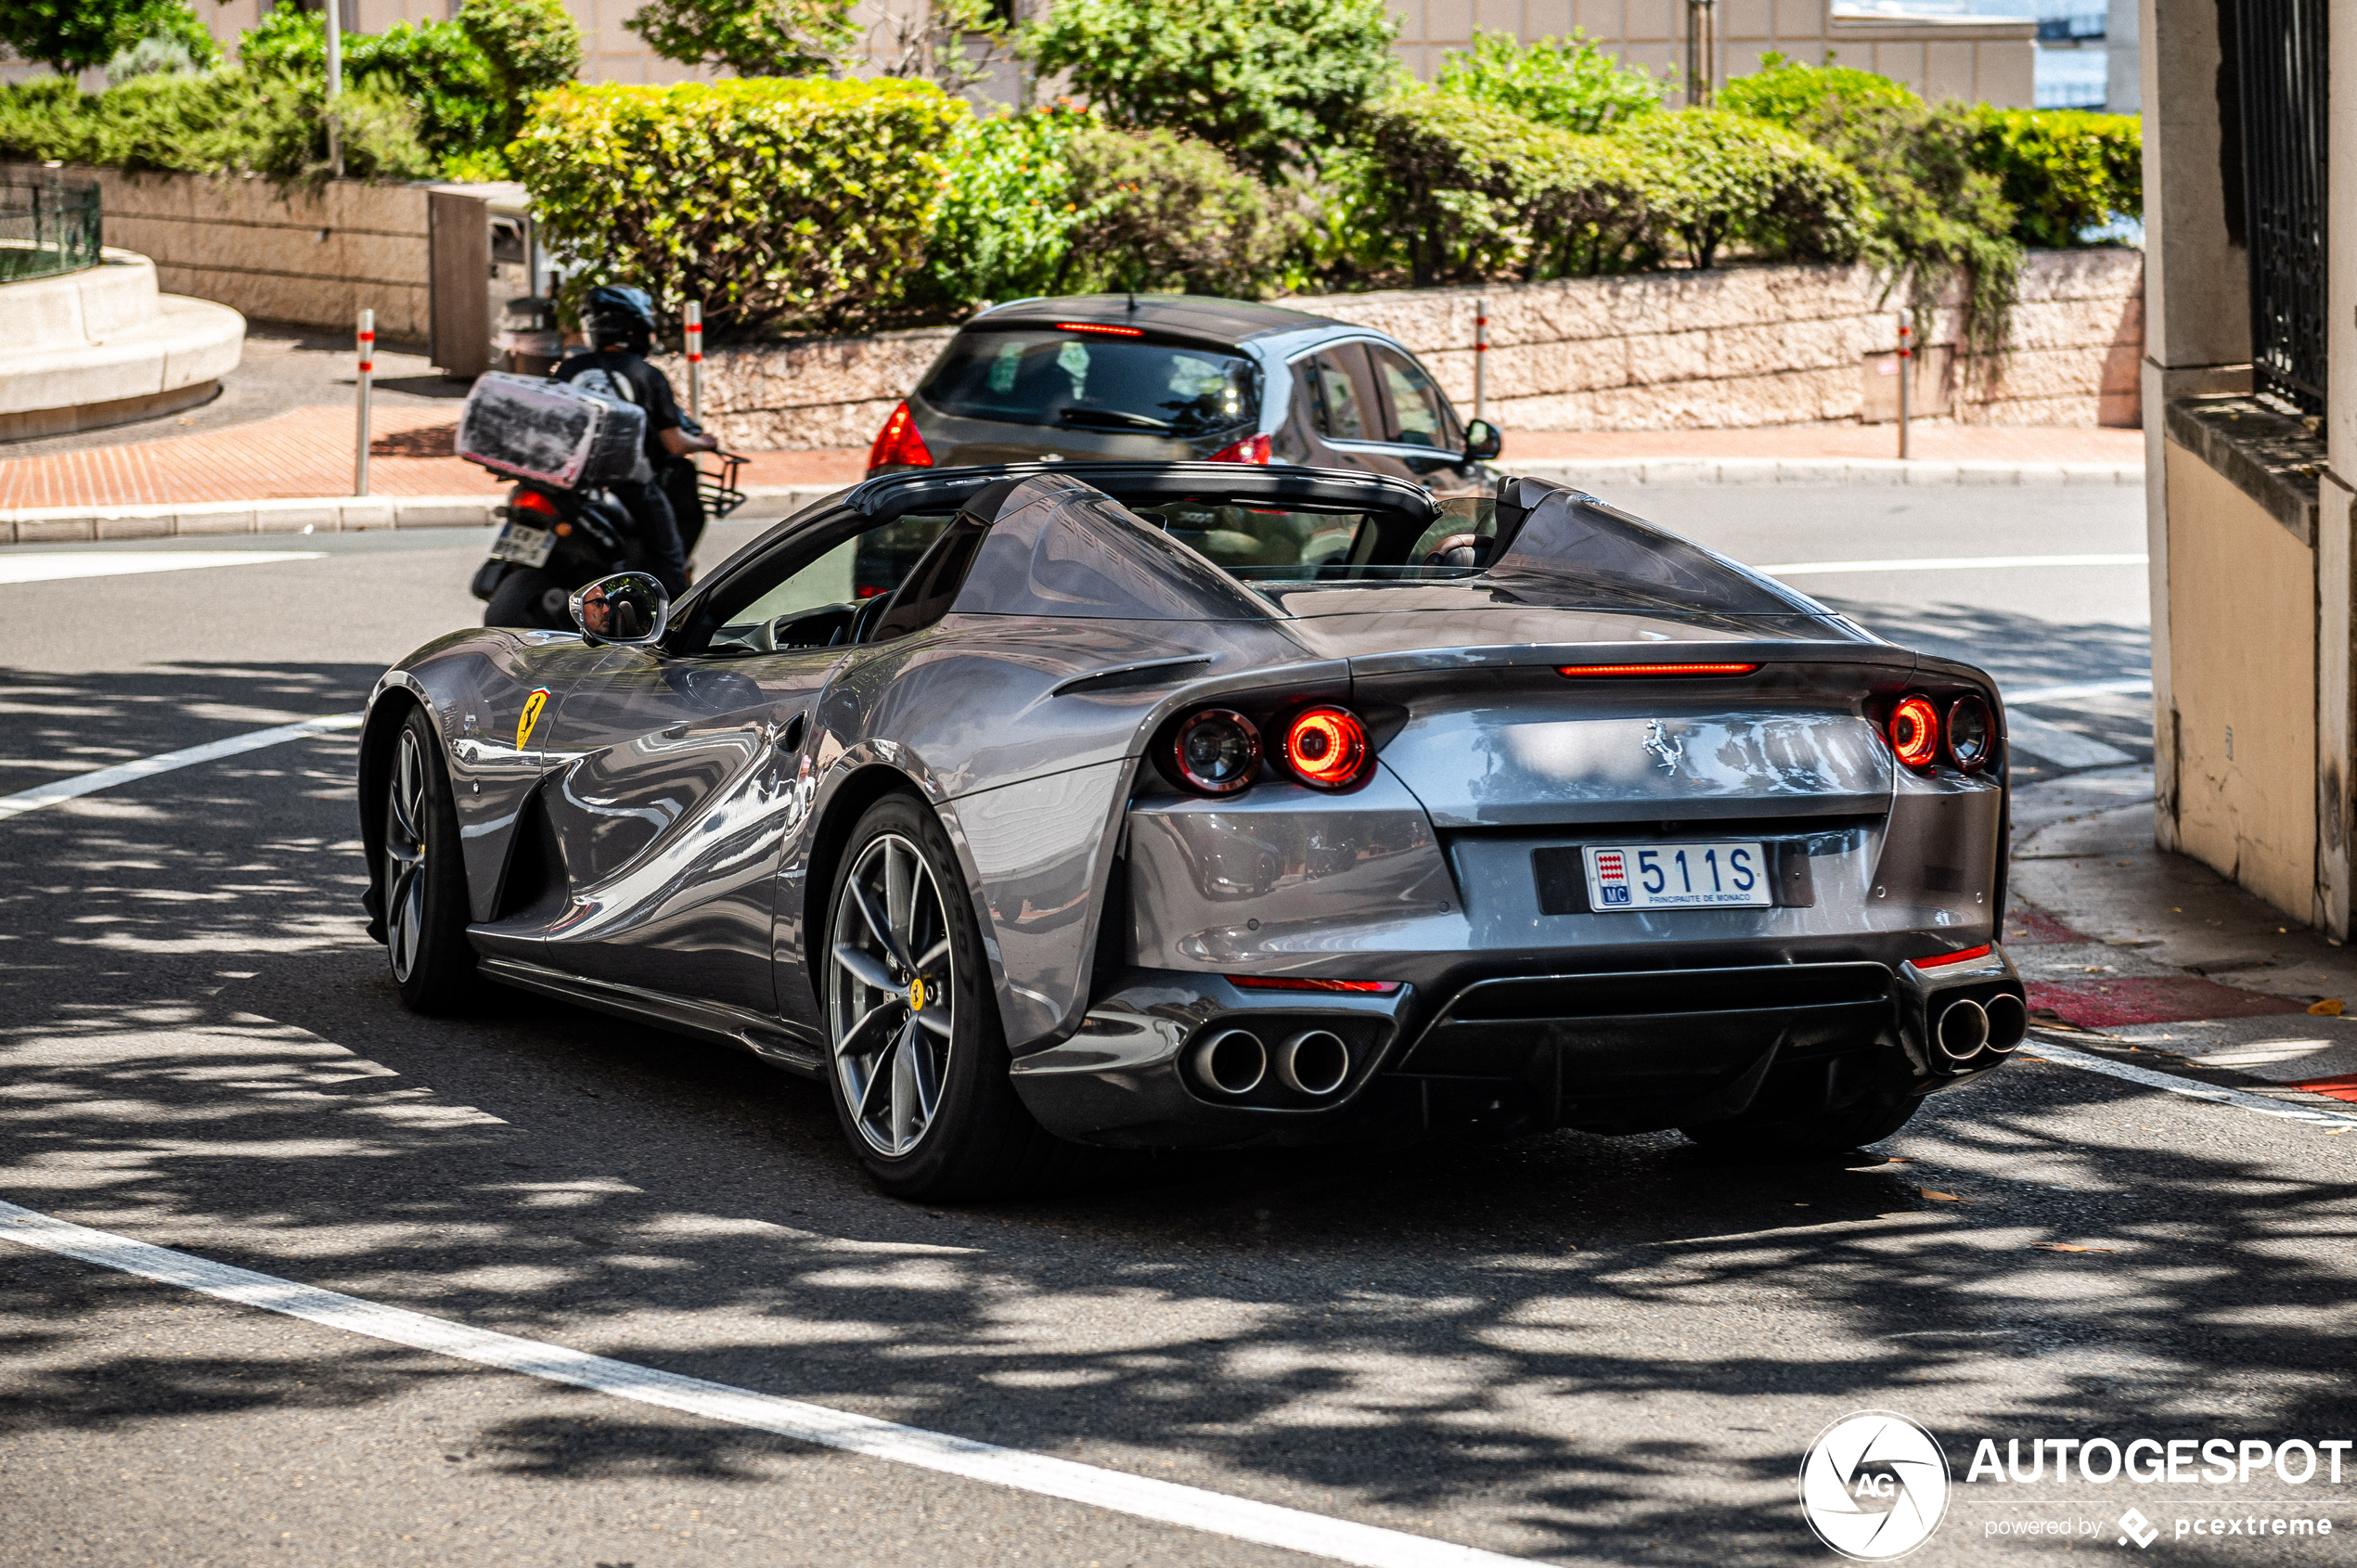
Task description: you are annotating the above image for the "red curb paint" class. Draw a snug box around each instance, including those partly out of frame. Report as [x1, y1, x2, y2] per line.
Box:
[2004, 908, 2087, 945]
[2026, 977, 2308, 1029]
[2285, 1073, 2357, 1103]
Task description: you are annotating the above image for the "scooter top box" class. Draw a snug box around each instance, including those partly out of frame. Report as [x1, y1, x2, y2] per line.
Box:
[457, 372, 648, 492]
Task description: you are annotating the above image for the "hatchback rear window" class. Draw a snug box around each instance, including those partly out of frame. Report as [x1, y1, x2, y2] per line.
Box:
[920, 329, 1259, 439]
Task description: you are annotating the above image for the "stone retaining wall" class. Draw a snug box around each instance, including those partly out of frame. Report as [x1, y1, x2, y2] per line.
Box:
[4, 163, 433, 341]
[671, 250, 2144, 451]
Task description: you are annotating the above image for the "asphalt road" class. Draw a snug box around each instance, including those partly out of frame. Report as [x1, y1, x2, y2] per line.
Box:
[4, 485, 2351, 1568]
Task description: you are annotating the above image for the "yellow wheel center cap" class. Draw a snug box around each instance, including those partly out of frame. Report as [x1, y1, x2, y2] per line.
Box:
[908, 976, 927, 1012]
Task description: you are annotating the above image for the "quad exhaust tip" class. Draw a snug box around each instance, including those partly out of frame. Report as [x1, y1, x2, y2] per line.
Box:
[1934, 996, 1990, 1061]
[1982, 993, 2028, 1054]
[1192, 1028, 1267, 1096]
[1276, 1029, 1351, 1097]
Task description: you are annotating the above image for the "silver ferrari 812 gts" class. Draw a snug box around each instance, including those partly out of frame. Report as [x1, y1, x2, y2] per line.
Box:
[361, 464, 2026, 1198]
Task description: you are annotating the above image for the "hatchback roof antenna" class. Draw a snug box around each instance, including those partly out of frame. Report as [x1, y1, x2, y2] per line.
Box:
[1126, 291, 1136, 313]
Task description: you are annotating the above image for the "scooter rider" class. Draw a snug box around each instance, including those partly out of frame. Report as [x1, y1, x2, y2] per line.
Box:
[554, 285, 716, 597]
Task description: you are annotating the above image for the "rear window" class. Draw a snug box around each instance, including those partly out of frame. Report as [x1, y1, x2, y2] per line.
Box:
[920, 329, 1259, 440]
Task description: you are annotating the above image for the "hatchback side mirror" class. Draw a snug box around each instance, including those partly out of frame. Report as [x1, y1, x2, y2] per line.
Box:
[570, 571, 670, 647]
[1463, 419, 1503, 462]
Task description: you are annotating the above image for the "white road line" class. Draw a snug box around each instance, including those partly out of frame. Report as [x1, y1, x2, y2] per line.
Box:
[0, 550, 322, 585]
[2005, 677, 2153, 706]
[2025, 1041, 2357, 1126]
[1756, 552, 2148, 577]
[0, 713, 366, 822]
[0, 1200, 1523, 1568]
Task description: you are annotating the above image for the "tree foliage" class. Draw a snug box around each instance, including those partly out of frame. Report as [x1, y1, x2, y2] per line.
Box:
[511, 78, 967, 335]
[919, 106, 1089, 312]
[0, 0, 215, 77]
[1020, 0, 1398, 179]
[625, 0, 859, 79]
[458, 0, 582, 146]
[1432, 28, 1665, 135]
[239, 6, 496, 161]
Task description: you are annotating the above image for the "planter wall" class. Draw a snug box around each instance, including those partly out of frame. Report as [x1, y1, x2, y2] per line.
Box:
[3, 162, 434, 341]
[668, 250, 2144, 452]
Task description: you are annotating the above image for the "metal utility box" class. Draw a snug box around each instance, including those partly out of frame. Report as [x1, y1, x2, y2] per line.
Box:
[428, 182, 538, 379]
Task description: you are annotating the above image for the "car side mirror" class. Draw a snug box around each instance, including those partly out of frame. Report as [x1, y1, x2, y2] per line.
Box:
[1463, 419, 1503, 462]
[570, 572, 670, 647]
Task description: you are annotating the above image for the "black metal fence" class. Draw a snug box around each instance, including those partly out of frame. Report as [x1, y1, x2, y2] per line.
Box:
[2235, 0, 2328, 413]
[0, 175, 102, 283]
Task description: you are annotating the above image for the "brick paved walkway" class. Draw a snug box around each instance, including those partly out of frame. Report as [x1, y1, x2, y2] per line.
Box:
[0, 415, 2141, 511]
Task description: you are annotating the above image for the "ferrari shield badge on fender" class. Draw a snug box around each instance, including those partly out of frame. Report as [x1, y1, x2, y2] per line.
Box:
[516, 688, 551, 751]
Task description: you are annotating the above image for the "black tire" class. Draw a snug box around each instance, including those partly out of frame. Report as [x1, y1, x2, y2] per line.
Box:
[1680, 1091, 1921, 1158]
[820, 793, 1071, 1201]
[381, 706, 483, 1013]
[484, 566, 566, 629]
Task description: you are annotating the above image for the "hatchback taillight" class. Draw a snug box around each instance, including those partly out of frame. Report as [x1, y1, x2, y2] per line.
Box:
[1209, 432, 1271, 465]
[868, 401, 933, 471]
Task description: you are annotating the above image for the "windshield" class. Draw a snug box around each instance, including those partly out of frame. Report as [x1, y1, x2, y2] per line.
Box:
[920, 329, 1259, 440]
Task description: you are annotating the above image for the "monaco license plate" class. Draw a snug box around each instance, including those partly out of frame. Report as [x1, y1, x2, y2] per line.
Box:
[489, 521, 555, 568]
[1585, 842, 1771, 910]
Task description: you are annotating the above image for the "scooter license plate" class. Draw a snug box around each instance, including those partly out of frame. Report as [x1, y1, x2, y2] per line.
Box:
[490, 521, 555, 568]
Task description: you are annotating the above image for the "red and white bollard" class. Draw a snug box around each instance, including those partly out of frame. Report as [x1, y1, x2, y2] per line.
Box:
[354, 307, 374, 497]
[1473, 296, 1488, 426]
[1896, 314, 1912, 462]
[685, 299, 703, 424]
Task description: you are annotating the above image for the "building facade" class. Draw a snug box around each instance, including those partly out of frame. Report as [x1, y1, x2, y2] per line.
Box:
[2138, 0, 2348, 932]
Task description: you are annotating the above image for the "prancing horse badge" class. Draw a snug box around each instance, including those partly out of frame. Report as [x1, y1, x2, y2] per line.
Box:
[1643, 719, 1683, 773]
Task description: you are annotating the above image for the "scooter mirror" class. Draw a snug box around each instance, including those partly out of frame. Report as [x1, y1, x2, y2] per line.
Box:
[569, 572, 670, 647]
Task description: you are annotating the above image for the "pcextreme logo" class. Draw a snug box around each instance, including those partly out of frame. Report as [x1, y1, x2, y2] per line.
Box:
[1800, 1410, 1952, 1562]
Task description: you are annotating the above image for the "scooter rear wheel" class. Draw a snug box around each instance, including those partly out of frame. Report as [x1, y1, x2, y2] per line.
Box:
[484, 566, 568, 630]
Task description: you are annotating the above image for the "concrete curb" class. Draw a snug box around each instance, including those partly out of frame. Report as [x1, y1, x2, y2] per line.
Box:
[0, 459, 2144, 543]
[1509, 457, 2144, 487]
[0, 484, 849, 545]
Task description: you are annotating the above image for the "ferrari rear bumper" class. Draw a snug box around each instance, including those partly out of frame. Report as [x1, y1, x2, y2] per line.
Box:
[1011, 951, 2024, 1148]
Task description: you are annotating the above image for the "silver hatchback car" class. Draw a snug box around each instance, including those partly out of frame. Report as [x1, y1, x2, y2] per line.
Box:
[867, 293, 1504, 503]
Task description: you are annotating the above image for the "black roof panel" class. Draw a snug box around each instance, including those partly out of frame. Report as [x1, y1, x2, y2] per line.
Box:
[971, 293, 1343, 344]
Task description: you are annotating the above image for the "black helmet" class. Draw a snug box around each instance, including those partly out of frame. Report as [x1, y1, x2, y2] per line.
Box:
[583, 284, 657, 350]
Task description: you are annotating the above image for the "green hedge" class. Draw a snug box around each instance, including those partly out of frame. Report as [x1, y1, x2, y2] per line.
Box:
[511, 78, 968, 335]
[1967, 107, 2142, 248]
[1345, 91, 1864, 285]
[0, 70, 431, 182]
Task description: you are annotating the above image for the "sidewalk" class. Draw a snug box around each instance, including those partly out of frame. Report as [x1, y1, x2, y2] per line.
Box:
[2006, 769, 2357, 1119]
[0, 416, 2144, 539]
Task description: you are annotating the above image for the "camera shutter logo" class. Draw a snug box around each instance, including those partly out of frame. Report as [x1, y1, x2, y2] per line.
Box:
[1799, 1411, 1951, 1561]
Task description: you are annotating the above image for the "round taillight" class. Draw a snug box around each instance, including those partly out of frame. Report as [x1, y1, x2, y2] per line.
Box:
[513, 488, 560, 518]
[1171, 709, 1260, 795]
[1888, 694, 1939, 771]
[1948, 694, 1994, 773]
[1281, 706, 1370, 790]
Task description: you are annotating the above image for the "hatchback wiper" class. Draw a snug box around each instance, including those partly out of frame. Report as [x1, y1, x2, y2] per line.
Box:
[1058, 407, 1173, 432]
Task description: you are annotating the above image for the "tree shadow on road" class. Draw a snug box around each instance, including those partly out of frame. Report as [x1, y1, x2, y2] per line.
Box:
[0, 665, 2346, 1567]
